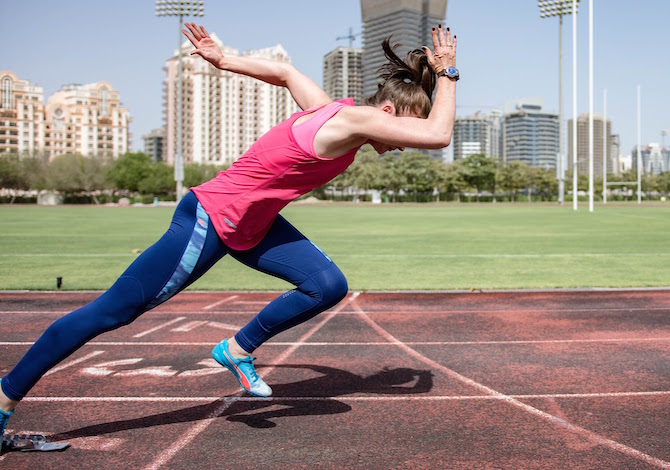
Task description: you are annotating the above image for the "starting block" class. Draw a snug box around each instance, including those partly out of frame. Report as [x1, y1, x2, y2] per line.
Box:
[2, 433, 70, 452]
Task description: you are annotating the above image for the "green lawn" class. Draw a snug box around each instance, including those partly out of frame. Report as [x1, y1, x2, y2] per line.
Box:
[1, 202, 669, 291]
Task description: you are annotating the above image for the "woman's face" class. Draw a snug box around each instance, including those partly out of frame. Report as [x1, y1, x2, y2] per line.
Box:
[367, 102, 420, 154]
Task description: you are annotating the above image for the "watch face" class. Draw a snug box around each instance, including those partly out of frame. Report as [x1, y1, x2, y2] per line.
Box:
[447, 66, 457, 75]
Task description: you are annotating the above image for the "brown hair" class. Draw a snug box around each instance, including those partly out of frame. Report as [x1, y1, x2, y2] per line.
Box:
[363, 37, 436, 118]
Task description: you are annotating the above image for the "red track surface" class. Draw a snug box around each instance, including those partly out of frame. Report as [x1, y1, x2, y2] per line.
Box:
[1, 290, 669, 469]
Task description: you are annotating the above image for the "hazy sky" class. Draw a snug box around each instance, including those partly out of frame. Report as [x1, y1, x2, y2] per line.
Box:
[1, 0, 668, 158]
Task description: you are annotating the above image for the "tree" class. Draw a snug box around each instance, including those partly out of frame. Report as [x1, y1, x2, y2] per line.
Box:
[460, 154, 497, 202]
[47, 154, 108, 202]
[394, 151, 439, 201]
[109, 152, 153, 192]
[442, 159, 470, 202]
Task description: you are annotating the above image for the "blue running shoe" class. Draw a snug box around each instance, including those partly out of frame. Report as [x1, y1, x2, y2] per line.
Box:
[0, 380, 13, 439]
[212, 339, 272, 397]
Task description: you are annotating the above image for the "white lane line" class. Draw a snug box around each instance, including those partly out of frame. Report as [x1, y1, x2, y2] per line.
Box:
[350, 298, 670, 469]
[207, 321, 243, 331]
[2, 337, 670, 348]
[143, 291, 360, 470]
[4, 306, 670, 316]
[133, 317, 186, 338]
[22, 390, 670, 403]
[171, 321, 209, 332]
[202, 295, 238, 310]
[43, 351, 106, 377]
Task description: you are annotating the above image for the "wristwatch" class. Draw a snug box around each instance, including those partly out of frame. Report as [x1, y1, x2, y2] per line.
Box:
[438, 66, 459, 81]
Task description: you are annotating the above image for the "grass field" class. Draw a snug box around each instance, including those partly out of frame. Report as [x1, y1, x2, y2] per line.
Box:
[1, 202, 669, 291]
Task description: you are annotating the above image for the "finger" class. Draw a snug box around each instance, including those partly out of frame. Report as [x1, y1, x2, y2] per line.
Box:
[185, 22, 202, 41]
[430, 28, 440, 49]
[198, 24, 210, 38]
[445, 26, 452, 46]
[422, 46, 434, 64]
[437, 24, 445, 48]
[181, 29, 198, 46]
[452, 35, 457, 50]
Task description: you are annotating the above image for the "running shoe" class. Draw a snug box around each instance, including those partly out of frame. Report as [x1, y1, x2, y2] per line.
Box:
[212, 339, 272, 397]
[0, 380, 13, 439]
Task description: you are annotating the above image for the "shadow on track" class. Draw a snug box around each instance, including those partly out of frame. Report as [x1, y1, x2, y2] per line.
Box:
[51, 365, 433, 439]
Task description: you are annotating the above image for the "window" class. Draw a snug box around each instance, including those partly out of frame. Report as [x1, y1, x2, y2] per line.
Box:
[99, 87, 110, 116]
[1, 76, 13, 109]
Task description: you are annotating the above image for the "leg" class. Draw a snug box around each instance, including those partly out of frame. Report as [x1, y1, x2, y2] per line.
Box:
[1, 192, 227, 407]
[230, 215, 348, 354]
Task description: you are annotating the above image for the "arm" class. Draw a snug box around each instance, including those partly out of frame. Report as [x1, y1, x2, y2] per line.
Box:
[340, 25, 457, 149]
[181, 23, 331, 110]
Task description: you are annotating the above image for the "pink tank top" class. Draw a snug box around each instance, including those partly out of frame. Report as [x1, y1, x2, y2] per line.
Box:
[192, 98, 358, 251]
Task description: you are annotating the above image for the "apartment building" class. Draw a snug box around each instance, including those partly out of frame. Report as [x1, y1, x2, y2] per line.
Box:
[163, 34, 296, 166]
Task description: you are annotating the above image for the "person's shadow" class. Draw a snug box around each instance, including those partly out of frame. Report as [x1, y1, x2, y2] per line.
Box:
[49, 364, 433, 440]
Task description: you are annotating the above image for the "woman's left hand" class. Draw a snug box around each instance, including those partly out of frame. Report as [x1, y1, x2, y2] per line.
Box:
[423, 24, 457, 75]
[181, 22, 225, 68]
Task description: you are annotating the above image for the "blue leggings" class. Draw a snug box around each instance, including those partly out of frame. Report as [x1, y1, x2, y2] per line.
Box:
[2, 192, 348, 401]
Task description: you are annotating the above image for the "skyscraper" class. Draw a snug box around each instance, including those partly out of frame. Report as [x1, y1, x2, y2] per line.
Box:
[453, 110, 502, 160]
[360, 0, 447, 99]
[323, 46, 363, 105]
[567, 113, 614, 178]
[163, 34, 296, 167]
[503, 98, 559, 169]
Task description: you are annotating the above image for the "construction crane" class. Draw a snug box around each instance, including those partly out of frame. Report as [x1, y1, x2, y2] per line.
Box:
[336, 27, 360, 47]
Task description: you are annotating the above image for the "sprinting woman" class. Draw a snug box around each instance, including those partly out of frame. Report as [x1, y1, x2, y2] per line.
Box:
[0, 22, 457, 437]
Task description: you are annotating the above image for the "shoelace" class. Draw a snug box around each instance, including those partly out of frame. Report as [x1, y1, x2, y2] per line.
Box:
[238, 356, 260, 382]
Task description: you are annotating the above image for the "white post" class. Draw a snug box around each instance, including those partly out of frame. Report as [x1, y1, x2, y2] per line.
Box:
[588, 0, 594, 212]
[557, 15, 564, 205]
[637, 85, 642, 204]
[603, 88, 607, 204]
[572, 0, 578, 211]
[176, 13, 184, 203]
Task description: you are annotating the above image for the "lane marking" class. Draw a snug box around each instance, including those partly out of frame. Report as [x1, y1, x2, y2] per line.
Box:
[4, 337, 670, 348]
[171, 321, 209, 332]
[207, 321, 243, 331]
[202, 295, 238, 310]
[143, 291, 360, 470]
[133, 317, 186, 338]
[22, 390, 670, 403]
[350, 298, 670, 469]
[44, 350, 105, 376]
[4, 306, 670, 316]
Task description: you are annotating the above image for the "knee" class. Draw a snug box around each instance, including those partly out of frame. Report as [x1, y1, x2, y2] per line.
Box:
[96, 276, 147, 329]
[303, 263, 348, 308]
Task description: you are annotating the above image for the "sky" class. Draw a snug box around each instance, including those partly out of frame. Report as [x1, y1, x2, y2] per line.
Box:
[1, 0, 669, 159]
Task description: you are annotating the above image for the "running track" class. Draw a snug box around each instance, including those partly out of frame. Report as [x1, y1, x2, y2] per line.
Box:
[1, 290, 669, 469]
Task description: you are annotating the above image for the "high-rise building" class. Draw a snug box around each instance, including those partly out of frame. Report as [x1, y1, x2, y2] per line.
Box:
[323, 46, 363, 105]
[163, 34, 296, 167]
[453, 110, 501, 160]
[503, 98, 559, 169]
[45, 82, 130, 159]
[0, 71, 45, 157]
[361, 0, 447, 100]
[143, 127, 166, 162]
[632, 143, 669, 175]
[567, 113, 614, 178]
[0, 71, 130, 159]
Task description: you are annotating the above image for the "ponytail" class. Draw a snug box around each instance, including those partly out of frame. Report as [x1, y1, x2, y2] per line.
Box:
[364, 37, 435, 117]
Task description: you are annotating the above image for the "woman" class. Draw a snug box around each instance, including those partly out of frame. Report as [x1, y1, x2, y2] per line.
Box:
[0, 22, 457, 435]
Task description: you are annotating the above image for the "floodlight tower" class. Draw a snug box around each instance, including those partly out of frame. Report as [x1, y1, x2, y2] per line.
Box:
[155, 0, 205, 202]
[538, 0, 579, 206]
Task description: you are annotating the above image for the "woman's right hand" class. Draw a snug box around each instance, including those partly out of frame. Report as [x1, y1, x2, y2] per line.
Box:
[182, 22, 225, 68]
[422, 24, 456, 75]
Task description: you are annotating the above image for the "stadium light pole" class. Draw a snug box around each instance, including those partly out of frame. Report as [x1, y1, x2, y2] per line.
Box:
[155, 1, 205, 203]
[538, 0, 579, 206]
[588, 0, 594, 212]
